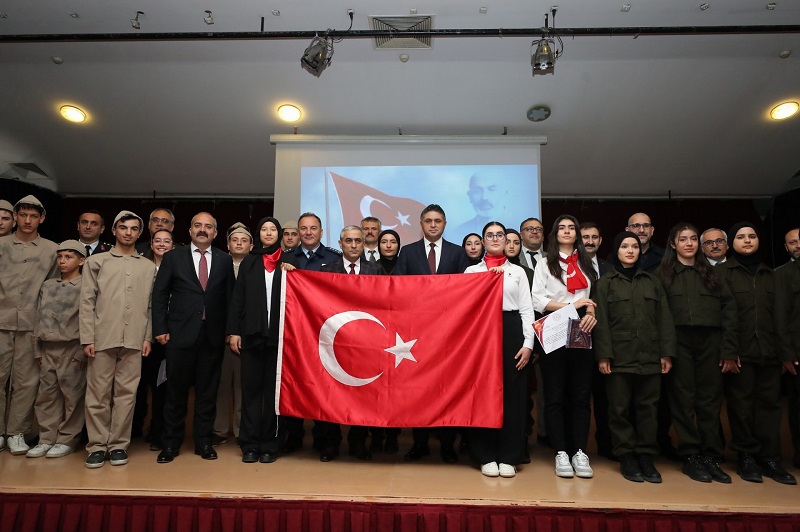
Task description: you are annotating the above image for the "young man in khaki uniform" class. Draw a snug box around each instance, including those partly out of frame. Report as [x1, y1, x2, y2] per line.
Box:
[80, 211, 156, 468]
[27, 240, 87, 458]
[0, 195, 58, 454]
[0, 199, 14, 237]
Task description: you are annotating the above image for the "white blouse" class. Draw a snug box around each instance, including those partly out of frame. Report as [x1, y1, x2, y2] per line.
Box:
[530, 251, 592, 313]
[465, 259, 536, 350]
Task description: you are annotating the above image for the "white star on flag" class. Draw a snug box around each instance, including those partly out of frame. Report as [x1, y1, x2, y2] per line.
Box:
[384, 333, 417, 368]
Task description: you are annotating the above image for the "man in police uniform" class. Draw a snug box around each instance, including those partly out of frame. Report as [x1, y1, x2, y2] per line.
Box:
[77, 210, 112, 256]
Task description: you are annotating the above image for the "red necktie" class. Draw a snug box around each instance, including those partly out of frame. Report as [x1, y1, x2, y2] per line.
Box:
[428, 243, 436, 274]
[349, 263, 356, 275]
[197, 249, 208, 290]
[559, 251, 588, 294]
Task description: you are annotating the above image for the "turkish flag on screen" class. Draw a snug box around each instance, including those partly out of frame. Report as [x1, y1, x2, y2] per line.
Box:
[329, 171, 424, 245]
[277, 270, 504, 428]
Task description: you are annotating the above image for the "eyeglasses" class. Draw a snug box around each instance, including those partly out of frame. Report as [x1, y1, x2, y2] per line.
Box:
[484, 233, 506, 241]
[628, 223, 652, 230]
[150, 217, 173, 225]
[702, 238, 726, 247]
[342, 238, 363, 244]
[521, 226, 544, 234]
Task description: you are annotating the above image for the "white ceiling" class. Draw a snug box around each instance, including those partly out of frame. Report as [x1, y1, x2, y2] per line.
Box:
[0, 0, 798, 199]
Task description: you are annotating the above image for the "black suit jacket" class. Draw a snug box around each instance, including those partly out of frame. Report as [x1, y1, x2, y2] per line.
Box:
[227, 253, 285, 348]
[152, 245, 234, 349]
[320, 257, 384, 276]
[597, 257, 612, 278]
[393, 238, 470, 275]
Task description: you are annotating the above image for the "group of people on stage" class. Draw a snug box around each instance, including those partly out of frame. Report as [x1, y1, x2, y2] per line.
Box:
[1, 194, 799, 488]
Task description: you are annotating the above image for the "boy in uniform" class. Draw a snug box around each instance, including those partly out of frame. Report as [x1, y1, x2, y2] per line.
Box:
[26, 240, 87, 458]
[80, 211, 156, 468]
[0, 195, 58, 454]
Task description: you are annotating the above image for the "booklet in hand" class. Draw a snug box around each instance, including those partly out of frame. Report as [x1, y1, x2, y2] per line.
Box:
[566, 318, 592, 349]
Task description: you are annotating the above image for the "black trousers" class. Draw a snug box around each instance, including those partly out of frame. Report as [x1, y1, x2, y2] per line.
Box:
[470, 311, 529, 466]
[724, 361, 782, 460]
[315, 421, 368, 451]
[132, 342, 166, 444]
[162, 325, 223, 449]
[539, 345, 593, 456]
[239, 343, 284, 453]
[607, 372, 660, 457]
[590, 350, 612, 456]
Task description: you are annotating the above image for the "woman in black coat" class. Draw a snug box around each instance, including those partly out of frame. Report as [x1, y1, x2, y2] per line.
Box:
[227, 217, 290, 464]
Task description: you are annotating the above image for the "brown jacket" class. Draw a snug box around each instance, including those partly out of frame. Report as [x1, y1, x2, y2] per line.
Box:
[0, 234, 58, 331]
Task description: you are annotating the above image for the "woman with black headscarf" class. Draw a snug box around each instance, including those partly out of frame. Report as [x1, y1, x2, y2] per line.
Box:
[719, 222, 796, 485]
[593, 231, 675, 483]
[227, 217, 291, 464]
[377, 229, 401, 275]
[505, 228, 534, 289]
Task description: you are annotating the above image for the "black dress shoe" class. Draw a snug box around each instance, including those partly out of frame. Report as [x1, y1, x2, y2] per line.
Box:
[737, 453, 762, 483]
[212, 434, 228, 447]
[701, 456, 731, 483]
[441, 446, 459, 464]
[320, 446, 339, 462]
[637, 454, 662, 484]
[619, 452, 644, 482]
[157, 448, 179, 464]
[242, 449, 259, 463]
[403, 443, 430, 461]
[759, 459, 797, 485]
[683, 454, 712, 483]
[520, 449, 531, 464]
[195, 444, 218, 460]
[384, 436, 399, 454]
[349, 444, 372, 461]
[259, 452, 277, 463]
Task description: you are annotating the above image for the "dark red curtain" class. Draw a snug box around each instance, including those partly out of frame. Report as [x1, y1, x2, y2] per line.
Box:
[1, 493, 798, 532]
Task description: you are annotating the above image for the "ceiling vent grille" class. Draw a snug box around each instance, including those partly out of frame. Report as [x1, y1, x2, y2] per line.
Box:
[369, 16, 433, 49]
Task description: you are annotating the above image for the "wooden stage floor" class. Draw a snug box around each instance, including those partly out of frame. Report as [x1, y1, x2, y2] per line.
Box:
[1, 435, 798, 516]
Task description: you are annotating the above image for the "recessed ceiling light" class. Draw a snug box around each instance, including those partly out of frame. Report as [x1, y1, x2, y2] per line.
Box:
[699, 3, 710, 10]
[68, 12, 80, 18]
[621, 4, 631, 12]
[527, 105, 551, 122]
[409, 8, 418, 14]
[60, 105, 86, 123]
[770, 101, 799, 120]
[479, 7, 488, 14]
[779, 50, 791, 59]
[766, 3, 777, 10]
[277, 104, 302, 122]
[0, 13, 8, 19]
[51, 56, 63, 65]
[272, 9, 280, 16]
[399, 54, 410, 62]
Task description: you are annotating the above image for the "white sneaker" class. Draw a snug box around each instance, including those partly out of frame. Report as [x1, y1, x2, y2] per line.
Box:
[26, 443, 52, 458]
[0, 435, 5, 451]
[46, 444, 74, 458]
[571, 449, 594, 478]
[498, 463, 517, 478]
[481, 462, 500, 477]
[7, 434, 29, 455]
[555, 451, 574, 477]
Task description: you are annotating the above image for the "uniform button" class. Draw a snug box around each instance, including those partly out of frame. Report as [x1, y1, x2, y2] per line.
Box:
[22, 259, 27, 263]
[127, 287, 132, 292]
[126, 305, 131, 309]
[124, 321, 129, 325]
[126, 272, 131, 276]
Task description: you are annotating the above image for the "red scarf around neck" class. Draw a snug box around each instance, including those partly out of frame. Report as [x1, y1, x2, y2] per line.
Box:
[484, 253, 507, 269]
[559, 251, 588, 293]
[262, 247, 282, 273]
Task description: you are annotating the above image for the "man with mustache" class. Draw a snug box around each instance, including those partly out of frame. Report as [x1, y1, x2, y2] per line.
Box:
[700, 228, 729, 266]
[152, 212, 234, 463]
[580, 222, 613, 460]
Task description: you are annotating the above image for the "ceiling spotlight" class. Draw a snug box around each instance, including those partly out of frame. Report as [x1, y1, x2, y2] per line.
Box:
[68, 12, 80, 18]
[301, 35, 334, 77]
[770, 101, 799, 120]
[699, 3, 710, 11]
[766, 3, 777, 10]
[204, 10, 214, 25]
[130, 11, 144, 30]
[60, 105, 86, 123]
[527, 105, 552, 122]
[277, 104, 302, 122]
[531, 10, 564, 76]
[621, 4, 631, 12]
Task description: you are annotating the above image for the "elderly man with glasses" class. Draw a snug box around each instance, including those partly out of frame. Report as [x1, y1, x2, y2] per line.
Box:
[700, 228, 729, 266]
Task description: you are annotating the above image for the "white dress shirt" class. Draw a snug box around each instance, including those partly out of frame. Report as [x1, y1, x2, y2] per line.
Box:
[364, 247, 380, 263]
[465, 259, 536, 349]
[530, 251, 592, 313]
[520, 247, 544, 270]
[190, 243, 213, 278]
[345, 259, 361, 275]
[424, 237, 443, 272]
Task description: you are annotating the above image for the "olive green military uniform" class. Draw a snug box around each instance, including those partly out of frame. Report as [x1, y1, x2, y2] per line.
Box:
[774, 259, 800, 461]
[594, 269, 676, 457]
[663, 263, 738, 459]
[720, 258, 782, 460]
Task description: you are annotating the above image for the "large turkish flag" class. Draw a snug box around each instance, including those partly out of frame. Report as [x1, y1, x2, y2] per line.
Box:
[329, 171, 425, 245]
[277, 270, 504, 428]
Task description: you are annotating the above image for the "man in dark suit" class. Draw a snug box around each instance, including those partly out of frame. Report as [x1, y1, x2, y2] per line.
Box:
[151, 212, 234, 463]
[281, 212, 341, 453]
[317, 225, 384, 462]
[393, 204, 470, 464]
[581, 221, 614, 459]
[77, 210, 112, 256]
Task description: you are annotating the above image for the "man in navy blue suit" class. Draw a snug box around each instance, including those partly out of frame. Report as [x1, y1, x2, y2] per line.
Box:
[152, 212, 234, 463]
[393, 204, 470, 464]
